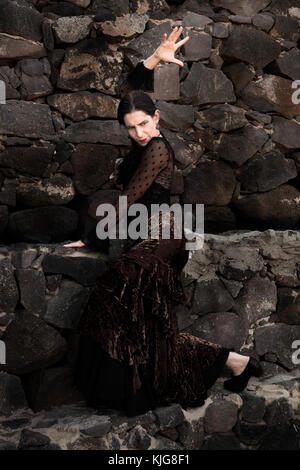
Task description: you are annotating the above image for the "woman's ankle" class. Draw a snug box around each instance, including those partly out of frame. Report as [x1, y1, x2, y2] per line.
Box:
[233, 355, 250, 376]
[226, 352, 249, 376]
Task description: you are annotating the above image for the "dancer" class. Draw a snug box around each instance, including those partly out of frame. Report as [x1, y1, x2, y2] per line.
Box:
[64, 26, 262, 416]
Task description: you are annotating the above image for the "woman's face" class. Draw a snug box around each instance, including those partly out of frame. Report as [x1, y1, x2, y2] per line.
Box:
[123, 109, 160, 146]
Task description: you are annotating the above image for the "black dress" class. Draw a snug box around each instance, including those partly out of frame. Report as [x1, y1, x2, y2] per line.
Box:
[73, 61, 230, 417]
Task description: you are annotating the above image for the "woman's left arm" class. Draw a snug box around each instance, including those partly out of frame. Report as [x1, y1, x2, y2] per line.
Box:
[120, 138, 170, 208]
[91, 138, 170, 232]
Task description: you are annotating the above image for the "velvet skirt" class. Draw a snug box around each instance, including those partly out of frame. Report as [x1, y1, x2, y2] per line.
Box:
[74, 211, 230, 417]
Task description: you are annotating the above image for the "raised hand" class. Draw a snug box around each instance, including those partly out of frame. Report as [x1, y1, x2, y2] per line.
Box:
[154, 26, 190, 67]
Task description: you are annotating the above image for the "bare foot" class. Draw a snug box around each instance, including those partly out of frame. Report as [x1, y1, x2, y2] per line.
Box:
[63, 240, 86, 248]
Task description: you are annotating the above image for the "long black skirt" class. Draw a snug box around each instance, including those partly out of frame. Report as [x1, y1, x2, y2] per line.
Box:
[74, 212, 230, 417]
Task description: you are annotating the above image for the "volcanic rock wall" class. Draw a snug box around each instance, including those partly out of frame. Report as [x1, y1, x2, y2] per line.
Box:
[0, 0, 300, 449]
[0, 0, 300, 242]
[1, 231, 300, 450]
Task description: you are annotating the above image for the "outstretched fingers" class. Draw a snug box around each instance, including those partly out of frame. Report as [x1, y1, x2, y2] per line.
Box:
[168, 25, 183, 43]
[171, 58, 184, 67]
[162, 32, 167, 44]
[174, 34, 190, 50]
[158, 26, 189, 67]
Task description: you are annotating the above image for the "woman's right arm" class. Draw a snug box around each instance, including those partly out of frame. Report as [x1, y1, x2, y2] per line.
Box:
[119, 57, 157, 98]
[64, 28, 189, 248]
[119, 26, 189, 98]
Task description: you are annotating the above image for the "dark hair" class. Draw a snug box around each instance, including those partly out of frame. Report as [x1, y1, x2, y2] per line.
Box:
[117, 90, 157, 126]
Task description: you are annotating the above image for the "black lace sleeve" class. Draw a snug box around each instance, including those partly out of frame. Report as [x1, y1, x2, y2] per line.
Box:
[82, 137, 171, 246]
[111, 137, 171, 228]
[119, 61, 154, 98]
[81, 210, 110, 252]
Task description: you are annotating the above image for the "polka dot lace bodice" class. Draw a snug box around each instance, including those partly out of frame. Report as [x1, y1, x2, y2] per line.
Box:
[115, 136, 174, 218]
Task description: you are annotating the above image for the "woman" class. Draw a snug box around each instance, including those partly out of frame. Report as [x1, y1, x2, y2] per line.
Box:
[64, 27, 262, 417]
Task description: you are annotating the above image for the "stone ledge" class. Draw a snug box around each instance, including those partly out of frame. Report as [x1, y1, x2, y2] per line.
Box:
[0, 371, 299, 450]
[0, 233, 300, 450]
